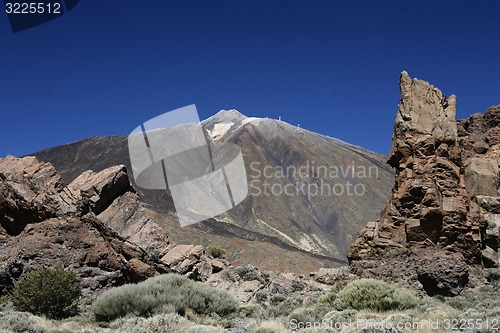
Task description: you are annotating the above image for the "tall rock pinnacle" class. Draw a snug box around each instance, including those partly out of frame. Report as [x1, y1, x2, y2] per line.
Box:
[347, 72, 497, 296]
[388, 71, 458, 167]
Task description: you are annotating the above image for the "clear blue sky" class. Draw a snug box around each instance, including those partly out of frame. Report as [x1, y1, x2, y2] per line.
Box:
[1, 1, 499, 157]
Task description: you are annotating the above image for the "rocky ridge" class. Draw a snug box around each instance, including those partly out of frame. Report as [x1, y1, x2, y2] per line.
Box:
[348, 72, 500, 296]
[0, 156, 231, 299]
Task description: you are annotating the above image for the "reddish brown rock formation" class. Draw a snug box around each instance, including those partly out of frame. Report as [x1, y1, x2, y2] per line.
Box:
[348, 72, 499, 295]
[0, 156, 225, 300]
[458, 105, 500, 267]
[0, 156, 165, 299]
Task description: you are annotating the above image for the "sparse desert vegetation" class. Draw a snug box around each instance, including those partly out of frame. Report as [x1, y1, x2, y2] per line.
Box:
[91, 273, 239, 321]
[331, 278, 418, 312]
[1, 267, 499, 333]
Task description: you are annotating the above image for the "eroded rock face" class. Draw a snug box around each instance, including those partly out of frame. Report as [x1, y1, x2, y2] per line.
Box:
[0, 156, 67, 235]
[0, 156, 168, 299]
[97, 191, 169, 254]
[0, 156, 228, 298]
[66, 165, 132, 214]
[349, 72, 500, 295]
[458, 105, 500, 268]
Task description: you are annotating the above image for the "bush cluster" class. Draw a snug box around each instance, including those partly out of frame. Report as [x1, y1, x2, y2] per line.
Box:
[267, 295, 303, 317]
[333, 278, 418, 312]
[234, 265, 270, 283]
[11, 267, 81, 319]
[207, 245, 227, 258]
[91, 273, 239, 321]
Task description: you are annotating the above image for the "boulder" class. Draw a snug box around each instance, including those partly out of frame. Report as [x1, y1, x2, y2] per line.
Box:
[350, 249, 469, 296]
[161, 244, 204, 266]
[310, 266, 352, 285]
[159, 244, 217, 281]
[66, 165, 132, 214]
[482, 246, 499, 268]
[210, 259, 226, 273]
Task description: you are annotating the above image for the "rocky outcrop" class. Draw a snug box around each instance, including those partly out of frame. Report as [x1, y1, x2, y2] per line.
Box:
[309, 266, 353, 285]
[349, 72, 500, 295]
[349, 248, 469, 297]
[0, 156, 232, 299]
[0, 156, 70, 235]
[97, 191, 168, 254]
[0, 156, 169, 299]
[159, 244, 226, 281]
[66, 165, 132, 215]
[458, 105, 500, 268]
[207, 265, 315, 303]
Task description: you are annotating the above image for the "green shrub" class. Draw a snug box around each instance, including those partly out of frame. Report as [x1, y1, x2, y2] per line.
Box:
[0, 294, 10, 306]
[323, 309, 358, 324]
[289, 304, 331, 328]
[144, 246, 162, 265]
[238, 302, 264, 318]
[11, 267, 81, 319]
[269, 294, 287, 305]
[290, 279, 306, 292]
[207, 246, 227, 258]
[289, 307, 313, 326]
[443, 287, 500, 315]
[267, 296, 303, 317]
[333, 278, 418, 312]
[234, 265, 269, 283]
[92, 273, 239, 321]
[318, 292, 337, 306]
[255, 290, 269, 303]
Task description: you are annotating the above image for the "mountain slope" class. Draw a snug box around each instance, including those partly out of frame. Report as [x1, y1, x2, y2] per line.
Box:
[32, 111, 394, 270]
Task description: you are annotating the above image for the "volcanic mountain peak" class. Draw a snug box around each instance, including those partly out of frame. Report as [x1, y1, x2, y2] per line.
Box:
[30, 109, 394, 271]
[208, 109, 248, 122]
[202, 109, 257, 141]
